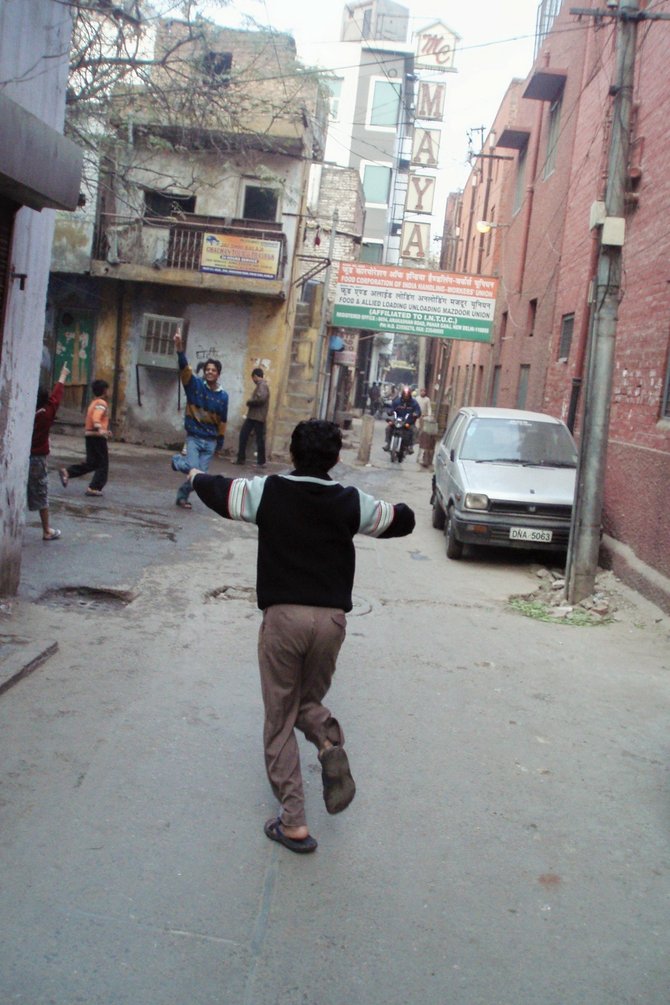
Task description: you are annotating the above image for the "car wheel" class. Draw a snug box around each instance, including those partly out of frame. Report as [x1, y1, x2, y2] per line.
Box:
[431, 496, 446, 530]
[445, 506, 464, 559]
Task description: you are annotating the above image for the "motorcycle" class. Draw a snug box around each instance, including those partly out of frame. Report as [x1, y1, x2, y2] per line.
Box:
[386, 411, 413, 463]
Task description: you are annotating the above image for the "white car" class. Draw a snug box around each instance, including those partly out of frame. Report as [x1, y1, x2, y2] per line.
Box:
[430, 407, 578, 560]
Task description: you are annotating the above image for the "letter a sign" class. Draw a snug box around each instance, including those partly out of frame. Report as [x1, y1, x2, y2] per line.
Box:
[400, 222, 430, 260]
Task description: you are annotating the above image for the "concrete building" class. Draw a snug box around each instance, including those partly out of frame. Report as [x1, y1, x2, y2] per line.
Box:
[435, 0, 670, 611]
[300, 0, 457, 407]
[0, 0, 83, 595]
[48, 18, 328, 457]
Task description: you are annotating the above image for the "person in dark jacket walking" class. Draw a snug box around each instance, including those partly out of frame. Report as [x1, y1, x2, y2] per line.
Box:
[29, 363, 69, 540]
[189, 419, 415, 854]
[235, 367, 269, 466]
[170, 328, 228, 510]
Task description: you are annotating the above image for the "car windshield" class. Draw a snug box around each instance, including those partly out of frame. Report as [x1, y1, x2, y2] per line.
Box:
[460, 417, 578, 467]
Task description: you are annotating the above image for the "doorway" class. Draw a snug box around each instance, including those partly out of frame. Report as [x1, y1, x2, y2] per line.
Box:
[54, 309, 96, 409]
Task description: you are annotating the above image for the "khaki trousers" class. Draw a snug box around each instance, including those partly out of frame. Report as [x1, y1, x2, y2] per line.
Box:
[258, 604, 347, 828]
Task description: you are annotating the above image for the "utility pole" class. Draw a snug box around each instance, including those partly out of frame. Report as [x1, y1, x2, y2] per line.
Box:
[316, 209, 338, 419]
[565, 0, 669, 603]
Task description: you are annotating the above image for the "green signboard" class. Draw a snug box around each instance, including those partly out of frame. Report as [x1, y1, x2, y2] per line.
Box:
[333, 263, 498, 342]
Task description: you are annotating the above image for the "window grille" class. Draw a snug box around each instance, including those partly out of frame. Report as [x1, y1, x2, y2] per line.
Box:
[137, 314, 185, 370]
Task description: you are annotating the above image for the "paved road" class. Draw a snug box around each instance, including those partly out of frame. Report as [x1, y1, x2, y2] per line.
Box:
[1, 422, 669, 1004]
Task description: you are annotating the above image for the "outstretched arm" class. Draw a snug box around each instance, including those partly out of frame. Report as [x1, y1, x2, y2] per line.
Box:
[357, 490, 415, 538]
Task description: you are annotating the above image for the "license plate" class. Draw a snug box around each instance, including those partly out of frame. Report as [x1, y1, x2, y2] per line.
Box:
[510, 527, 552, 542]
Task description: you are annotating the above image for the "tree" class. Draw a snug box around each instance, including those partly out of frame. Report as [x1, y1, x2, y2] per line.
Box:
[65, 1, 327, 206]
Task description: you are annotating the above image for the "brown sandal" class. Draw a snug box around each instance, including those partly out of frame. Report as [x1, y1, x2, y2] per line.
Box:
[176, 499, 192, 510]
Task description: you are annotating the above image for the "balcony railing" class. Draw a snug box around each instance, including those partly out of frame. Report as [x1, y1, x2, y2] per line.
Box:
[92, 212, 287, 280]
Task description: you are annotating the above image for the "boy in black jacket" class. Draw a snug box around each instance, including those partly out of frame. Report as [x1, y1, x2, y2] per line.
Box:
[190, 419, 415, 854]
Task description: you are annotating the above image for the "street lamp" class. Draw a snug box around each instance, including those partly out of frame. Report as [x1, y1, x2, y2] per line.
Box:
[475, 220, 510, 234]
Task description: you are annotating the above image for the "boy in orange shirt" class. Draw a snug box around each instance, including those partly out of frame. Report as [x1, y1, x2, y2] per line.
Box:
[59, 379, 111, 497]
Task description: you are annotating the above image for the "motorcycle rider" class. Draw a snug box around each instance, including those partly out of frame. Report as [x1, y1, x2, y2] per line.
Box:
[383, 386, 421, 454]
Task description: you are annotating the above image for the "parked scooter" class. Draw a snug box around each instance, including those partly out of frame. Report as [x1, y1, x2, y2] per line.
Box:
[386, 411, 413, 463]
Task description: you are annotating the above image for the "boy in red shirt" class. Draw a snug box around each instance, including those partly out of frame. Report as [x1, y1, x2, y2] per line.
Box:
[28, 363, 69, 540]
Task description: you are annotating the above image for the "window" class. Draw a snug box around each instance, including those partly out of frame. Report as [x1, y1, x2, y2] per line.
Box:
[662, 354, 670, 419]
[362, 164, 392, 205]
[325, 77, 343, 121]
[137, 314, 185, 370]
[202, 51, 232, 87]
[499, 310, 508, 342]
[360, 241, 384, 263]
[528, 298, 537, 338]
[144, 191, 196, 218]
[517, 364, 530, 408]
[558, 313, 575, 360]
[513, 144, 527, 214]
[362, 6, 372, 38]
[368, 79, 401, 129]
[491, 365, 502, 406]
[242, 184, 279, 222]
[544, 95, 562, 178]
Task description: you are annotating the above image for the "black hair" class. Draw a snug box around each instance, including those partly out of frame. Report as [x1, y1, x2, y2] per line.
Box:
[36, 386, 49, 410]
[290, 419, 342, 473]
[251, 367, 264, 378]
[204, 358, 222, 376]
[91, 379, 109, 396]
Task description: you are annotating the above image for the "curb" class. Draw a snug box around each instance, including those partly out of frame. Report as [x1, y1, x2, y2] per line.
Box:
[0, 638, 58, 695]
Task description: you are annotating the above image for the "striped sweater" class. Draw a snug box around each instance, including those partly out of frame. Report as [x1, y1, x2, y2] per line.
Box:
[192, 471, 415, 612]
[177, 351, 228, 440]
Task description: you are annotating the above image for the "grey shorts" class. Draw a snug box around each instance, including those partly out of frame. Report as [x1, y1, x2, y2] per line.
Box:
[27, 455, 49, 511]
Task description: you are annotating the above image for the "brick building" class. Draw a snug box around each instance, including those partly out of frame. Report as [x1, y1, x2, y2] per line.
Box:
[437, 0, 670, 610]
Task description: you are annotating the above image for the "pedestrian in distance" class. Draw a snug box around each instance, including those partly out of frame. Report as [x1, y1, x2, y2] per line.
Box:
[368, 381, 381, 417]
[188, 419, 415, 854]
[415, 387, 432, 428]
[235, 367, 270, 467]
[59, 378, 111, 497]
[170, 328, 228, 510]
[29, 363, 69, 540]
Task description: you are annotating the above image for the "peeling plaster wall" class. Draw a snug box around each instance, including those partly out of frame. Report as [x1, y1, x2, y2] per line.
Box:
[49, 277, 290, 453]
[119, 288, 289, 452]
[0, 0, 74, 595]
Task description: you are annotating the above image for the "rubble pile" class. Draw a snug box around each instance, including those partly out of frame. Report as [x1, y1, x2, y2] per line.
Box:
[509, 567, 626, 626]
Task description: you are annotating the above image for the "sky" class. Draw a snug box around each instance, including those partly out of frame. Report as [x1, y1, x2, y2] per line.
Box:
[189, 0, 541, 236]
[196, 0, 541, 191]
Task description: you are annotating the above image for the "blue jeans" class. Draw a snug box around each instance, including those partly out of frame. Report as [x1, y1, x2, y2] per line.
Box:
[174, 435, 216, 502]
